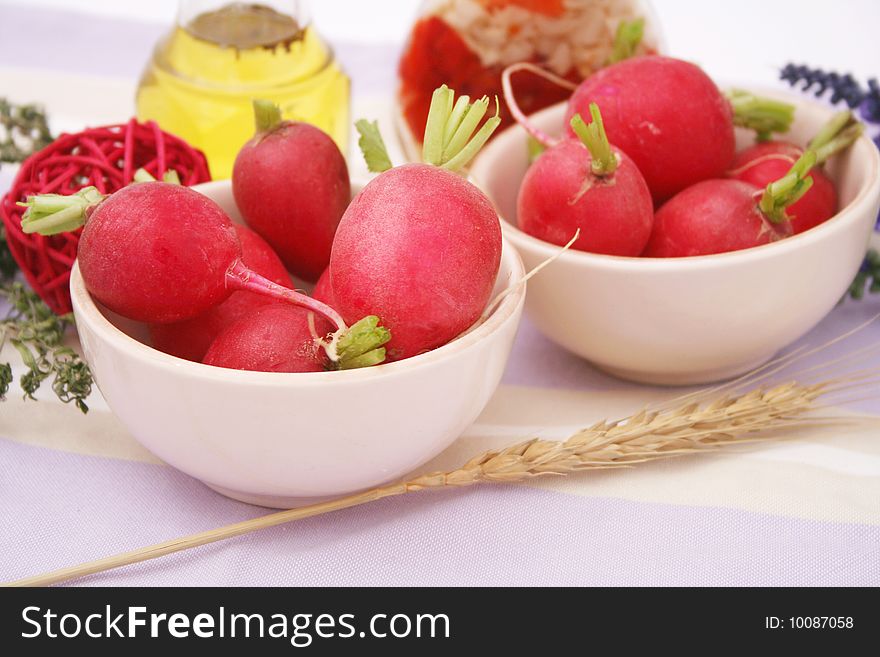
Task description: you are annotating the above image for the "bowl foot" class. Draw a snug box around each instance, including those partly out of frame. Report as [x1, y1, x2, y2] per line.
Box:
[593, 351, 779, 387]
[203, 482, 350, 510]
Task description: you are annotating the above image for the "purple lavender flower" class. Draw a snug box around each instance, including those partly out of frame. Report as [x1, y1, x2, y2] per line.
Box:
[782, 65, 880, 295]
[781, 64, 866, 108]
[861, 79, 880, 124]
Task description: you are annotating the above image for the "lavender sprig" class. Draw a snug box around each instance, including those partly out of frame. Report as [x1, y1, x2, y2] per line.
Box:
[780, 64, 880, 126]
[782, 64, 880, 300]
[849, 249, 880, 300]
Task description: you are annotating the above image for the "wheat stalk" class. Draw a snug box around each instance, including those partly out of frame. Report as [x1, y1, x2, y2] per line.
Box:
[6, 376, 865, 588]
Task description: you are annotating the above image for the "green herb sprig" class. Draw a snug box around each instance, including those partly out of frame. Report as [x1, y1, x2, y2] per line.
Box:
[849, 249, 880, 300]
[1, 98, 54, 280]
[0, 282, 92, 413]
[0, 98, 52, 164]
[0, 228, 17, 280]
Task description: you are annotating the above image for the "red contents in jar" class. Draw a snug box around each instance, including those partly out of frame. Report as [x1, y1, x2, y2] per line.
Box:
[398, 15, 577, 145]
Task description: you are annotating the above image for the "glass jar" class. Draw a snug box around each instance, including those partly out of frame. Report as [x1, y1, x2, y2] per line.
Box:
[397, 0, 661, 156]
[136, 0, 350, 179]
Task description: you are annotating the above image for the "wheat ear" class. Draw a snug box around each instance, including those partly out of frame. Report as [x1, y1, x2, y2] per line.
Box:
[7, 377, 864, 587]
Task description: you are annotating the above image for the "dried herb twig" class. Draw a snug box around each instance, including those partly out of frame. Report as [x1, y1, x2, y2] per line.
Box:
[0, 98, 53, 164]
[0, 228, 16, 281]
[1, 98, 53, 280]
[849, 249, 880, 300]
[0, 282, 92, 413]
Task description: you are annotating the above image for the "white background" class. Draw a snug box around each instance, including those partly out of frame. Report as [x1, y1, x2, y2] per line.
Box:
[1, 0, 879, 84]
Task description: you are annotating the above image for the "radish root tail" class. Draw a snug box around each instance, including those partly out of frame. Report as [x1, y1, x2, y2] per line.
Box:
[481, 229, 580, 322]
[501, 63, 576, 149]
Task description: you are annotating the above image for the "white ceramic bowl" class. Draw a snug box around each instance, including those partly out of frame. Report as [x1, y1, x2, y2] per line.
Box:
[70, 181, 525, 508]
[470, 90, 880, 385]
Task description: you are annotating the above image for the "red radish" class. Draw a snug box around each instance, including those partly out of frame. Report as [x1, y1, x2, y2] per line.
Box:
[502, 58, 795, 204]
[729, 146, 835, 236]
[20, 181, 390, 369]
[517, 103, 653, 256]
[233, 100, 350, 282]
[149, 224, 292, 362]
[727, 110, 862, 234]
[312, 267, 335, 306]
[333, 164, 500, 361]
[567, 58, 799, 202]
[203, 305, 330, 373]
[204, 305, 386, 372]
[644, 151, 819, 257]
[330, 88, 502, 361]
[644, 180, 781, 257]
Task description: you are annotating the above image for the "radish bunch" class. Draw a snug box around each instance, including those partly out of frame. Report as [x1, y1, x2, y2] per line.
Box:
[21, 83, 506, 374]
[647, 111, 863, 257]
[726, 110, 862, 235]
[505, 52, 863, 259]
[20, 180, 390, 371]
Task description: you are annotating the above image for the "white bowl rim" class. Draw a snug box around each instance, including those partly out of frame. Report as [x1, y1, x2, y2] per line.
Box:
[476, 90, 880, 272]
[71, 227, 525, 388]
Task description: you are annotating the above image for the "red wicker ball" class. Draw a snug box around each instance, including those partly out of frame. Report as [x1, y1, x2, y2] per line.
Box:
[1, 119, 211, 314]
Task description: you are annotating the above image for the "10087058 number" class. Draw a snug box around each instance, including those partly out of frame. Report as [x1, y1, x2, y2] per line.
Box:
[790, 617, 854, 629]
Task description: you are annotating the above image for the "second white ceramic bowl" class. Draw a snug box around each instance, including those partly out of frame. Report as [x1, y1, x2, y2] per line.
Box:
[71, 181, 525, 508]
[471, 90, 880, 385]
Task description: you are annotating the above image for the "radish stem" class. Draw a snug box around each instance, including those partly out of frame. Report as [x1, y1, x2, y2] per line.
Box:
[443, 95, 472, 150]
[132, 168, 182, 185]
[418, 85, 502, 173]
[501, 63, 574, 148]
[759, 150, 817, 223]
[422, 86, 452, 166]
[253, 99, 283, 133]
[333, 316, 391, 370]
[608, 18, 645, 64]
[527, 136, 546, 163]
[355, 119, 393, 173]
[726, 89, 796, 141]
[442, 101, 500, 172]
[133, 168, 156, 183]
[481, 229, 580, 322]
[570, 104, 618, 177]
[443, 97, 489, 164]
[19, 187, 104, 236]
[808, 110, 864, 164]
[225, 261, 390, 368]
[225, 260, 345, 331]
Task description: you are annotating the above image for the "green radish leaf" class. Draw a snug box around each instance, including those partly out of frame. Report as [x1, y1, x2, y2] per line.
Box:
[608, 18, 645, 65]
[527, 136, 546, 164]
[727, 89, 796, 141]
[570, 104, 618, 177]
[355, 119, 393, 173]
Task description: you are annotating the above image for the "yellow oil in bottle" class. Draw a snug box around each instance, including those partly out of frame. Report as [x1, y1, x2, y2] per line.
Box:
[136, 3, 350, 179]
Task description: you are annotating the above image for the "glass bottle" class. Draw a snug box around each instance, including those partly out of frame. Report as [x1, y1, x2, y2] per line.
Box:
[136, 0, 350, 179]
